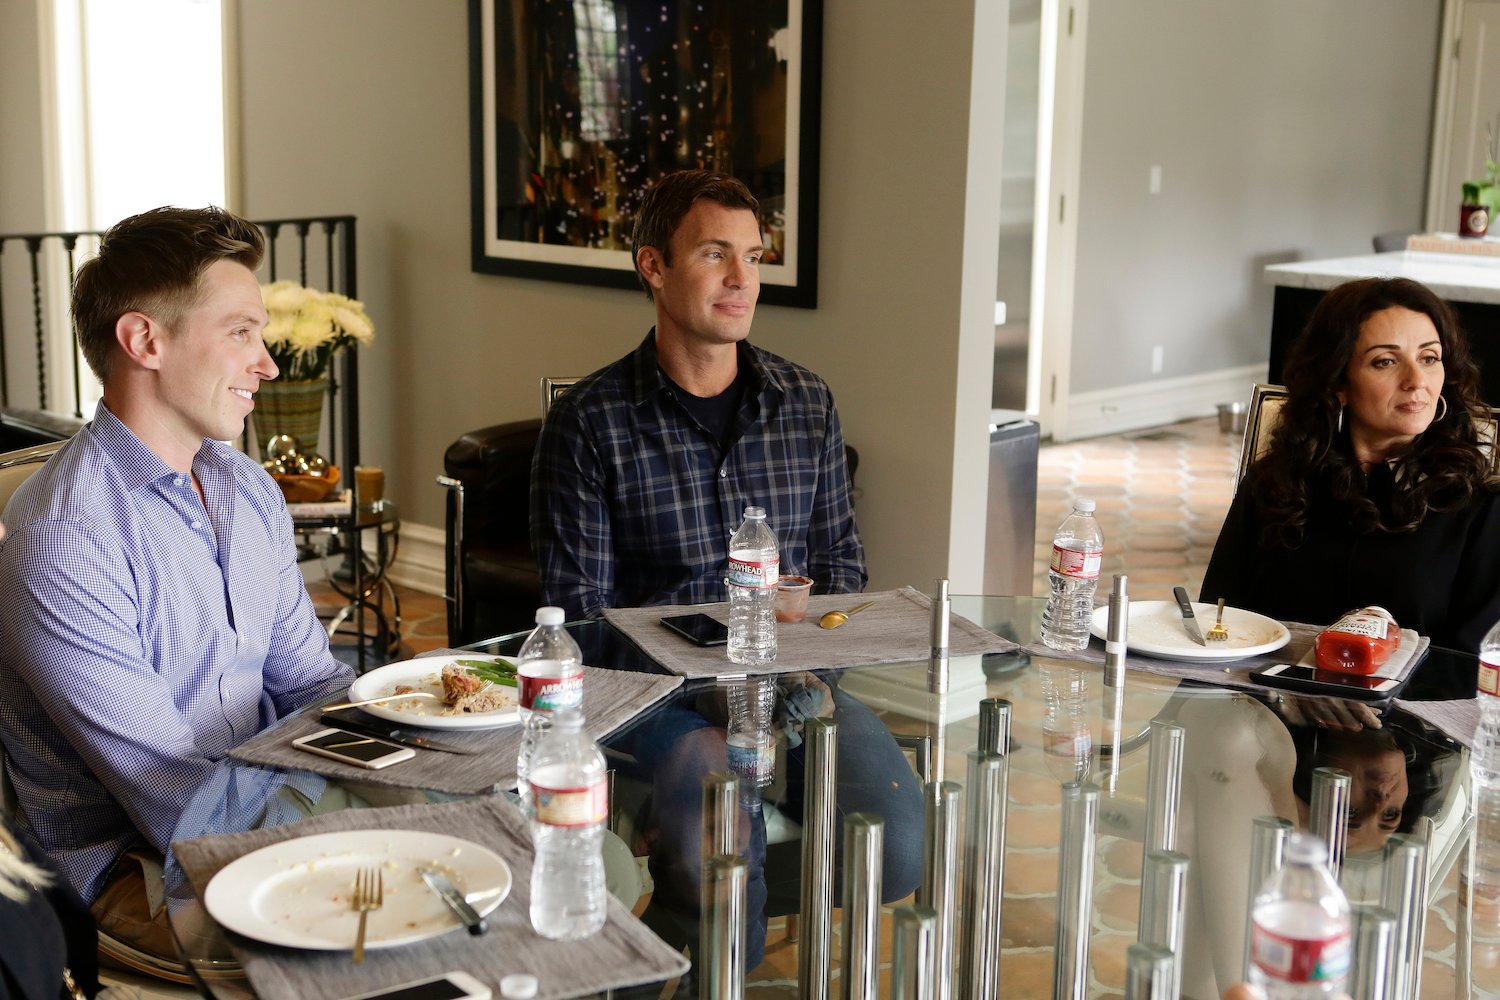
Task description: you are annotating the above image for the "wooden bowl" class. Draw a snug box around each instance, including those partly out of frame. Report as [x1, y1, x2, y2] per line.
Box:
[274, 465, 341, 503]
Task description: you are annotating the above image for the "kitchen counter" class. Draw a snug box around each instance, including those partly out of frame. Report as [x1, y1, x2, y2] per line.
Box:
[1264, 250, 1500, 304]
[1264, 250, 1500, 401]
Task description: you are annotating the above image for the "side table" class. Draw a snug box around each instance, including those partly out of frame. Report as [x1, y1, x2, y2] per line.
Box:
[289, 497, 401, 672]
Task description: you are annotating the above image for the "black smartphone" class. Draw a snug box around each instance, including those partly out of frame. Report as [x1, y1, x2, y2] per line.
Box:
[659, 613, 730, 647]
[1251, 663, 1401, 700]
[292, 728, 416, 769]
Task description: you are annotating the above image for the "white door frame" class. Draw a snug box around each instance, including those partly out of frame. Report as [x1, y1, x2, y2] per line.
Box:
[1425, 0, 1466, 231]
[1028, 0, 1088, 440]
[1424, 0, 1500, 232]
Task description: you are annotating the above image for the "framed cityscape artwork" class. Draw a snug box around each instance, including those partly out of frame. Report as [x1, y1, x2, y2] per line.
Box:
[468, 0, 823, 308]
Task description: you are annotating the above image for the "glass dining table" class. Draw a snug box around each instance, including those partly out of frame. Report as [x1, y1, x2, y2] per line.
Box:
[165, 594, 1483, 999]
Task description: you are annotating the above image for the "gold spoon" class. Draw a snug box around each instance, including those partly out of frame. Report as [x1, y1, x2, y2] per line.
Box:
[818, 600, 877, 630]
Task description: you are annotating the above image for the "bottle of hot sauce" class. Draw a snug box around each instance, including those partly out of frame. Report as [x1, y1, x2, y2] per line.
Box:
[1314, 606, 1401, 675]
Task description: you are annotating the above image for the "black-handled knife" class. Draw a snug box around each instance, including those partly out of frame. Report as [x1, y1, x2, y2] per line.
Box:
[419, 868, 488, 935]
[1172, 587, 1208, 646]
[318, 709, 477, 755]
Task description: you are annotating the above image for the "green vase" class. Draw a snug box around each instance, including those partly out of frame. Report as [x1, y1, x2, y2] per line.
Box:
[253, 378, 328, 457]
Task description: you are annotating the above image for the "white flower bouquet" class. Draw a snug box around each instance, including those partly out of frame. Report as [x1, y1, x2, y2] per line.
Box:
[260, 281, 375, 382]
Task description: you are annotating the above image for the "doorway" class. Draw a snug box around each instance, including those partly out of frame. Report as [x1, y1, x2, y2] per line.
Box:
[1426, 0, 1500, 231]
[992, 0, 1039, 416]
[993, 0, 1087, 439]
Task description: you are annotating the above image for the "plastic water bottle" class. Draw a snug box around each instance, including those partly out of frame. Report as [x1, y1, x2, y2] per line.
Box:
[515, 607, 583, 816]
[1248, 834, 1351, 999]
[529, 707, 607, 939]
[727, 505, 779, 665]
[1467, 778, 1500, 996]
[1473, 619, 1500, 793]
[1039, 665, 1092, 785]
[1469, 619, 1500, 991]
[724, 675, 777, 791]
[1040, 498, 1104, 650]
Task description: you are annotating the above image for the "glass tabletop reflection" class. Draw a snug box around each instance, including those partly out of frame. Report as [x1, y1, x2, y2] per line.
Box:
[167, 594, 1475, 999]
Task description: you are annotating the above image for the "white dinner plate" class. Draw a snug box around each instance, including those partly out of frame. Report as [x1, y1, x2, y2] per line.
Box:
[202, 829, 511, 951]
[346, 654, 521, 730]
[1088, 600, 1290, 663]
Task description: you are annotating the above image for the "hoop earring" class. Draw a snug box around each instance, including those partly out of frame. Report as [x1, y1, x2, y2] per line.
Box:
[1336, 407, 1344, 434]
[1435, 396, 1449, 423]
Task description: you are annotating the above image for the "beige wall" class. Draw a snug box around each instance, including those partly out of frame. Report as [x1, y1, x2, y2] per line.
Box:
[1070, 0, 1442, 392]
[0, 0, 51, 411]
[0, 0, 45, 229]
[235, 0, 1001, 593]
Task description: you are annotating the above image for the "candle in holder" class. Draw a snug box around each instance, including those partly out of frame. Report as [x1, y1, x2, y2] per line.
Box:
[775, 576, 814, 623]
[354, 465, 385, 510]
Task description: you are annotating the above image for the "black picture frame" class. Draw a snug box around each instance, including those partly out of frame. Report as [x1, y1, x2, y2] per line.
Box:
[468, 0, 822, 308]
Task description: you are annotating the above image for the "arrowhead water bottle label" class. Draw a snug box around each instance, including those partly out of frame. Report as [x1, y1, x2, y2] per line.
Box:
[726, 732, 775, 784]
[532, 775, 608, 828]
[728, 553, 780, 588]
[1251, 922, 1350, 984]
[1481, 655, 1500, 698]
[519, 660, 584, 712]
[1050, 544, 1101, 579]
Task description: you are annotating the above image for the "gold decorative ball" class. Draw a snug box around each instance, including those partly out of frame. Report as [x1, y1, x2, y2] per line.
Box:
[302, 453, 329, 477]
[266, 434, 300, 460]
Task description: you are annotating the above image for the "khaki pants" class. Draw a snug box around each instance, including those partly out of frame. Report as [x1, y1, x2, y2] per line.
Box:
[90, 848, 194, 984]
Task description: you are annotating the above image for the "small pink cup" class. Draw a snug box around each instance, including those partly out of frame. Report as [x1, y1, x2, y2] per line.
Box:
[775, 576, 814, 623]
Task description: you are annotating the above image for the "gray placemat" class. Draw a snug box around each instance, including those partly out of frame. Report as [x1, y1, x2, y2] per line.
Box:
[229, 664, 681, 794]
[172, 797, 688, 1000]
[1022, 621, 1430, 697]
[604, 586, 1018, 678]
[1394, 698, 1479, 749]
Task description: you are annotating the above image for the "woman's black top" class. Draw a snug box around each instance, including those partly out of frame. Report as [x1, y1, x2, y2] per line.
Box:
[1201, 466, 1500, 653]
[0, 823, 98, 1000]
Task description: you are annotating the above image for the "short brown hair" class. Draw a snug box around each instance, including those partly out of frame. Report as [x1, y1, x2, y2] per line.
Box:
[73, 206, 265, 381]
[630, 170, 760, 299]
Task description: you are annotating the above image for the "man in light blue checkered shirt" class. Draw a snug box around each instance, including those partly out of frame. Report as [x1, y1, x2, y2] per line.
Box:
[0, 207, 352, 962]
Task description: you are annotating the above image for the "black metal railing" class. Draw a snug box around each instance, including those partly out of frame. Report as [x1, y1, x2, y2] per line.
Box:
[0, 214, 360, 476]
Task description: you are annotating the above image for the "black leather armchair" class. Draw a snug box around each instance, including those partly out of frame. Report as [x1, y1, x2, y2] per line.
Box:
[438, 419, 545, 646]
[0, 407, 83, 450]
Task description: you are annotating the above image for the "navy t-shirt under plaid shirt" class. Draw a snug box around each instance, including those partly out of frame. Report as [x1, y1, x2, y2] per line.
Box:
[531, 332, 868, 619]
[0, 404, 352, 901]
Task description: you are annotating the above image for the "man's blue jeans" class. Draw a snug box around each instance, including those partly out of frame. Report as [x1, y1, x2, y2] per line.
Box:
[611, 685, 925, 969]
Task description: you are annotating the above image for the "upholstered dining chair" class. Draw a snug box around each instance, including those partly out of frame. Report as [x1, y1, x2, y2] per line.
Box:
[0, 441, 64, 820]
[1233, 384, 1289, 487]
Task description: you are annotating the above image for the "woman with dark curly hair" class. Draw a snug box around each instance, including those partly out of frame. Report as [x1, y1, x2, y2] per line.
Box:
[1201, 276, 1500, 651]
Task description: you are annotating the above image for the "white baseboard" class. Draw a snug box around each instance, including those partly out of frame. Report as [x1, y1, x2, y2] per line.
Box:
[385, 521, 446, 595]
[300, 520, 448, 597]
[1062, 363, 1268, 441]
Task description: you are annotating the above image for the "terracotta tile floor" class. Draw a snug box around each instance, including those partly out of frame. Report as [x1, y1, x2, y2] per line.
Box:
[303, 416, 1463, 996]
[1031, 415, 1240, 600]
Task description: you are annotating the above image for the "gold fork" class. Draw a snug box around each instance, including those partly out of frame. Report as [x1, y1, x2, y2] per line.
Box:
[351, 866, 383, 963]
[1206, 598, 1230, 641]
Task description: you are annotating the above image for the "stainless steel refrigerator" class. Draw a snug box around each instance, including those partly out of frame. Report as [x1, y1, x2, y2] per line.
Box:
[984, 411, 1040, 596]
